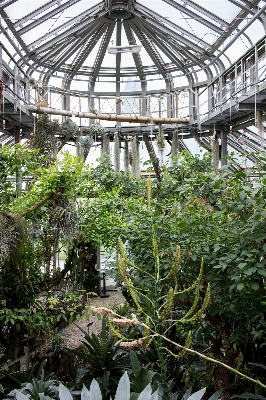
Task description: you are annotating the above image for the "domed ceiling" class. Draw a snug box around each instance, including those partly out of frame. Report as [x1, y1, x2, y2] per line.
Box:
[0, 0, 265, 87]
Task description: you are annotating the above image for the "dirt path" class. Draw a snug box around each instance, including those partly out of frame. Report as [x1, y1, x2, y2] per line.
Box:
[60, 290, 125, 349]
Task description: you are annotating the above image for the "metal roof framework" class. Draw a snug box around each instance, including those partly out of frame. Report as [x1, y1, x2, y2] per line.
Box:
[0, 0, 265, 168]
[0, 0, 264, 82]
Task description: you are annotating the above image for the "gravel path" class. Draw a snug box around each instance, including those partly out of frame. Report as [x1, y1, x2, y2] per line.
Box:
[60, 291, 125, 349]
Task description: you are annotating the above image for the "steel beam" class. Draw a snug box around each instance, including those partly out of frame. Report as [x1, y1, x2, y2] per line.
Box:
[210, 1, 264, 57]
[123, 21, 145, 81]
[1, 0, 17, 7]
[116, 21, 122, 127]
[135, 3, 210, 49]
[238, 102, 266, 110]
[91, 21, 115, 81]
[132, 8, 206, 54]
[17, 0, 81, 35]
[162, 0, 223, 34]
[0, 43, 2, 80]
[228, 0, 253, 12]
[28, 3, 106, 50]
[51, 20, 105, 70]
[0, 8, 29, 54]
[180, 0, 230, 28]
[36, 40, 73, 65]
[31, 13, 108, 57]
[129, 21, 167, 78]
[70, 24, 108, 79]
[134, 18, 188, 75]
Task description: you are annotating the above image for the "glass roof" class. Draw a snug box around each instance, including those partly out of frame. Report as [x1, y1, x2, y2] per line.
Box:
[0, 0, 264, 87]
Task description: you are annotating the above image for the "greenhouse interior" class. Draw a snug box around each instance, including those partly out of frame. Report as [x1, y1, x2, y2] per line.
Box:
[0, 0, 266, 398]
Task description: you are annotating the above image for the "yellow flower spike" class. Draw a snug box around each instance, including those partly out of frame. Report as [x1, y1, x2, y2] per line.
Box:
[127, 278, 142, 311]
[170, 245, 181, 284]
[181, 284, 200, 321]
[161, 287, 174, 319]
[143, 315, 151, 336]
[108, 320, 129, 341]
[178, 331, 192, 358]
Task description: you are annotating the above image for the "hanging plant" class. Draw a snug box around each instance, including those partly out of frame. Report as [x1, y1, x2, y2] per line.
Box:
[156, 124, 165, 149]
[131, 137, 140, 178]
[102, 133, 110, 155]
[61, 119, 79, 137]
[172, 130, 179, 159]
[211, 133, 219, 171]
[31, 115, 60, 165]
[28, 77, 37, 88]
[114, 133, 120, 172]
[128, 150, 133, 166]
[124, 140, 129, 172]
[88, 123, 105, 136]
[89, 106, 98, 114]
[79, 135, 94, 152]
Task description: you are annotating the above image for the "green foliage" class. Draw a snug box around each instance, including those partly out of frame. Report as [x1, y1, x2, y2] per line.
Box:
[5, 369, 57, 399]
[0, 346, 49, 391]
[0, 144, 39, 209]
[73, 317, 130, 398]
[129, 350, 160, 400]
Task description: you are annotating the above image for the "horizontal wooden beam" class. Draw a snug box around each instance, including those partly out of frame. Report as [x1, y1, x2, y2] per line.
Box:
[27, 105, 190, 125]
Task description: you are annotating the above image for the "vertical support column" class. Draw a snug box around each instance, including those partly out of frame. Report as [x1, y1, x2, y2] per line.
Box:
[0, 44, 2, 79]
[195, 86, 199, 126]
[208, 82, 214, 112]
[234, 62, 237, 94]
[257, 110, 264, 149]
[222, 74, 227, 105]
[0, 44, 3, 118]
[175, 91, 179, 118]
[88, 81, 95, 125]
[241, 58, 246, 94]
[14, 65, 19, 110]
[221, 129, 228, 166]
[89, 80, 95, 124]
[166, 75, 172, 118]
[255, 44, 258, 85]
[116, 21, 122, 129]
[61, 75, 71, 122]
[141, 80, 147, 116]
[189, 83, 195, 122]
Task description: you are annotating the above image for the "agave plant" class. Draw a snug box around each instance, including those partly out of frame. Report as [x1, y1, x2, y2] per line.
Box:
[5, 370, 57, 400]
[9, 373, 222, 400]
[60, 372, 157, 400]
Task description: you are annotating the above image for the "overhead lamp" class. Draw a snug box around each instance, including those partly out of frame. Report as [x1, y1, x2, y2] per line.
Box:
[107, 45, 142, 54]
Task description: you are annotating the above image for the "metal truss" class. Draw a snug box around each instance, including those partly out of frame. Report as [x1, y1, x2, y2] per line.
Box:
[0, 0, 265, 82]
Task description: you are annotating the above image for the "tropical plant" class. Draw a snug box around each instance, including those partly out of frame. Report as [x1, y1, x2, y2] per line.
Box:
[0, 347, 49, 391]
[6, 372, 223, 400]
[5, 370, 57, 400]
[73, 317, 130, 398]
[129, 350, 161, 399]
